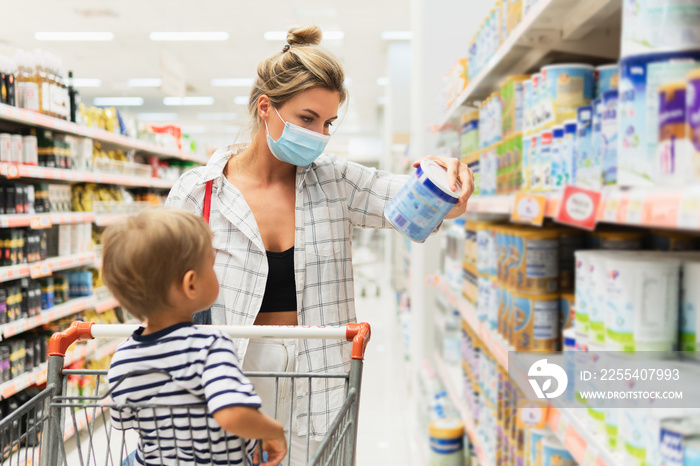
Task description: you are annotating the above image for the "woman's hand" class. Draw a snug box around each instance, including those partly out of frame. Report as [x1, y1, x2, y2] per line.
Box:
[412, 155, 474, 219]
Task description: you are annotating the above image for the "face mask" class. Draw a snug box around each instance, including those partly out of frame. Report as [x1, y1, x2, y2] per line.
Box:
[265, 108, 331, 166]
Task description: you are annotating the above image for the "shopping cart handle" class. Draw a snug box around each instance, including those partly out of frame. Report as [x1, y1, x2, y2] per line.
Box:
[346, 322, 371, 360]
[48, 321, 95, 356]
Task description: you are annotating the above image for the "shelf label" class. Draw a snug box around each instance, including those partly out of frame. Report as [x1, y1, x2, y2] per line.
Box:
[517, 400, 548, 429]
[601, 192, 621, 223]
[555, 186, 601, 230]
[424, 274, 439, 287]
[625, 191, 646, 225]
[30, 262, 52, 279]
[511, 192, 547, 226]
[678, 188, 700, 230]
[5, 164, 20, 180]
[30, 215, 52, 229]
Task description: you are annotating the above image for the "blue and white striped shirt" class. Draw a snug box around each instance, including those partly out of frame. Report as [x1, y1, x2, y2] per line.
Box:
[108, 322, 262, 466]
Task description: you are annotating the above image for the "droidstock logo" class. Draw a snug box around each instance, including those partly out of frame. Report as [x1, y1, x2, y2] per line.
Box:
[528, 359, 568, 399]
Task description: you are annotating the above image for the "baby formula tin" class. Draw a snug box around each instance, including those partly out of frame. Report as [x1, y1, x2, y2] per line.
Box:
[522, 132, 536, 191]
[582, 97, 603, 189]
[385, 159, 460, 243]
[463, 263, 478, 306]
[602, 89, 619, 185]
[513, 228, 559, 294]
[429, 418, 464, 466]
[512, 292, 559, 351]
[618, 51, 700, 187]
[550, 126, 565, 190]
[540, 64, 595, 126]
[510, 133, 523, 191]
[528, 429, 548, 466]
[541, 435, 576, 466]
[595, 64, 619, 99]
[535, 129, 552, 192]
[685, 435, 700, 465]
[562, 120, 577, 185]
[587, 252, 608, 345]
[658, 82, 691, 184]
[523, 78, 534, 133]
[574, 251, 594, 336]
[621, 0, 700, 57]
[460, 110, 480, 157]
[681, 261, 700, 352]
[575, 104, 593, 187]
[560, 293, 574, 331]
[531, 73, 543, 129]
[502, 75, 530, 137]
[688, 68, 700, 181]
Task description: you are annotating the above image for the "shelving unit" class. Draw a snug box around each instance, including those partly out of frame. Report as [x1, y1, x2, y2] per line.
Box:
[0, 103, 208, 165]
[0, 251, 96, 283]
[440, 0, 622, 127]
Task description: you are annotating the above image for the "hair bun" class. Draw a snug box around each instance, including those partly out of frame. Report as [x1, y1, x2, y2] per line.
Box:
[286, 26, 322, 47]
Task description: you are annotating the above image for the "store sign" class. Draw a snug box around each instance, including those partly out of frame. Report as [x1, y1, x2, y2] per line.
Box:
[510, 192, 547, 226]
[555, 185, 601, 230]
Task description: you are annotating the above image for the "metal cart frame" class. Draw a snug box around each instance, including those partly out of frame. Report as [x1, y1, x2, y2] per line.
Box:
[0, 321, 371, 466]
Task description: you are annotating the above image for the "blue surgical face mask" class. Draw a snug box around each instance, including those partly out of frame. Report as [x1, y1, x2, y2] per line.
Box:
[265, 107, 331, 166]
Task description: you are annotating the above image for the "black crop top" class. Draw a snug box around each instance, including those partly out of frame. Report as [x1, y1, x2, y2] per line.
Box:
[259, 246, 297, 313]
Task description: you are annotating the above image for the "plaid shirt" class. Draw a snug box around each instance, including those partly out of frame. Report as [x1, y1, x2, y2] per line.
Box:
[165, 145, 406, 438]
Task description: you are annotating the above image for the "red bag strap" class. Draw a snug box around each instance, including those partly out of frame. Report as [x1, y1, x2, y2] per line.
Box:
[203, 180, 214, 224]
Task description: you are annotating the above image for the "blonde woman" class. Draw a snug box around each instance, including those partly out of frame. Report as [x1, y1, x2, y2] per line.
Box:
[166, 25, 474, 464]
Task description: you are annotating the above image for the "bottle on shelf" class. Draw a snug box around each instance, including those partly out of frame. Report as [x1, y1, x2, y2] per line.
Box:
[67, 71, 80, 124]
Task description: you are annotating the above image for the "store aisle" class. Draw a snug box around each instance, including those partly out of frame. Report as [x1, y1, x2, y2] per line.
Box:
[353, 250, 422, 466]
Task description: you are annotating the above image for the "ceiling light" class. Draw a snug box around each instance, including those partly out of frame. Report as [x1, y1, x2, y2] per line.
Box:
[72, 78, 102, 87]
[163, 96, 215, 106]
[264, 31, 287, 41]
[128, 78, 162, 87]
[380, 31, 413, 40]
[93, 97, 143, 107]
[376, 77, 389, 86]
[197, 113, 238, 121]
[210, 78, 255, 87]
[323, 31, 345, 40]
[149, 32, 229, 41]
[137, 113, 178, 121]
[233, 96, 249, 105]
[35, 32, 114, 41]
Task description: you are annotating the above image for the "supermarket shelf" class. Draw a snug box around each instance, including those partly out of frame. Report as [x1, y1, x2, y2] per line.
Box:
[0, 163, 174, 189]
[0, 103, 208, 165]
[465, 186, 700, 232]
[433, 351, 492, 466]
[93, 213, 129, 227]
[0, 212, 95, 229]
[440, 0, 621, 126]
[0, 251, 97, 284]
[438, 277, 618, 466]
[0, 294, 119, 340]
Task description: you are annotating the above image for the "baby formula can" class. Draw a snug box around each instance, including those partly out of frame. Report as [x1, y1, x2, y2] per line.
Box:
[659, 418, 700, 466]
[460, 110, 480, 157]
[528, 429, 549, 466]
[562, 119, 577, 185]
[574, 250, 594, 336]
[0, 134, 11, 163]
[621, 0, 700, 57]
[467, 151, 481, 195]
[513, 228, 559, 294]
[385, 159, 460, 242]
[429, 418, 464, 466]
[541, 435, 576, 466]
[523, 78, 534, 133]
[512, 292, 559, 351]
[595, 64, 619, 99]
[681, 260, 700, 352]
[489, 277, 500, 331]
[560, 293, 575, 331]
[587, 342, 607, 436]
[10, 135, 22, 164]
[522, 132, 536, 191]
[541, 64, 595, 126]
[587, 252, 608, 345]
[478, 274, 493, 323]
[606, 407, 620, 452]
[508, 229, 525, 290]
[688, 68, 700, 181]
[575, 105, 593, 187]
[531, 73, 542, 128]
[618, 51, 700, 187]
[502, 75, 530, 137]
[562, 328, 577, 403]
[581, 97, 603, 189]
[511, 133, 523, 191]
[550, 125, 565, 190]
[602, 89, 619, 185]
[658, 81, 691, 184]
[535, 129, 552, 192]
[463, 263, 479, 306]
[685, 435, 700, 465]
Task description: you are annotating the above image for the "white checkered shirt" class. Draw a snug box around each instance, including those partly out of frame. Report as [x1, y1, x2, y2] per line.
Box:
[165, 145, 406, 439]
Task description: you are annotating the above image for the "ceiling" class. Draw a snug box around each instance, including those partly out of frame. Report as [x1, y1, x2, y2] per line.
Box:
[0, 0, 411, 158]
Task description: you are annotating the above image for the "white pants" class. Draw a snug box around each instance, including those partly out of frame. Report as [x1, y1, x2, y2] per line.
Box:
[243, 338, 321, 466]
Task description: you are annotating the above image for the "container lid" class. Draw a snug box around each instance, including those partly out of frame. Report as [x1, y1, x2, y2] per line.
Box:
[429, 418, 465, 439]
[454, 218, 466, 226]
[688, 67, 700, 80]
[595, 64, 619, 70]
[417, 159, 461, 203]
[541, 63, 595, 70]
[563, 119, 578, 129]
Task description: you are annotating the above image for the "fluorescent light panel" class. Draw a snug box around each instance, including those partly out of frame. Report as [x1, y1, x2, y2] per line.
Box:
[233, 96, 249, 105]
[137, 113, 178, 121]
[376, 77, 389, 86]
[197, 113, 238, 121]
[149, 32, 229, 41]
[93, 97, 144, 106]
[163, 96, 215, 106]
[323, 31, 345, 40]
[72, 78, 102, 88]
[380, 31, 413, 40]
[35, 32, 114, 41]
[264, 31, 287, 41]
[128, 78, 162, 87]
[210, 78, 255, 87]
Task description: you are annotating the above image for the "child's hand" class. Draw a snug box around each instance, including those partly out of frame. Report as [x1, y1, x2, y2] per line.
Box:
[254, 430, 287, 466]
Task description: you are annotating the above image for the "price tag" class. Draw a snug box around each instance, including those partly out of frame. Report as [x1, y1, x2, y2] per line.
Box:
[5, 164, 20, 180]
[517, 400, 548, 429]
[625, 191, 646, 225]
[678, 188, 700, 230]
[2, 382, 17, 399]
[30, 262, 52, 279]
[510, 192, 547, 226]
[601, 191, 621, 223]
[30, 215, 52, 229]
[555, 185, 602, 230]
[424, 274, 439, 287]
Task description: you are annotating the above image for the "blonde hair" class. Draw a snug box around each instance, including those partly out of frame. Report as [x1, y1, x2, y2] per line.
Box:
[101, 208, 213, 320]
[248, 25, 348, 132]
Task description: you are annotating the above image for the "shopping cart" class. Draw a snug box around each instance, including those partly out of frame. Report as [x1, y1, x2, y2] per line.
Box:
[0, 321, 371, 466]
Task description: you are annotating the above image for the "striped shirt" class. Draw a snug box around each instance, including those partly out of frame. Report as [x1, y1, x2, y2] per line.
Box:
[108, 322, 262, 466]
[165, 145, 406, 439]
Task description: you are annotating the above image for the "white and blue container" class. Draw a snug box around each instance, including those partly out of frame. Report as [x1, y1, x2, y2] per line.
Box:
[540, 63, 595, 126]
[563, 120, 577, 185]
[595, 64, 619, 99]
[550, 125, 565, 190]
[428, 418, 464, 466]
[617, 51, 700, 187]
[541, 435, 576, 466]
[602, 89, 619, 185]
[385, 159, 460, 243]
[621, 0, 700, 57]
[575, 105, 593, 187]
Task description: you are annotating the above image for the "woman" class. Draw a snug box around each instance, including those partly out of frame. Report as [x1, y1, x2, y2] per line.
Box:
[166, 25, 474, 464]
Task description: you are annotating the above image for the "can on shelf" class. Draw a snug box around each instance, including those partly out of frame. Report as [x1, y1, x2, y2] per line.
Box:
[657, 81, 691, 185]
[595, 64, 619, 99]
[540, 64, 595, 126]
[512, 228, 559, 295]
[688, 68, 700, 181]
[512, 292, 559, 351]
[428, 418, 465, 466]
